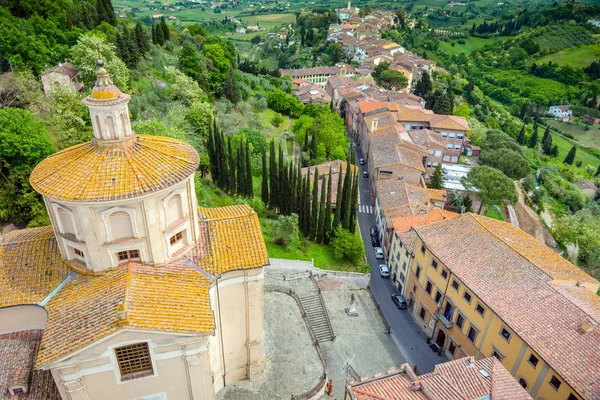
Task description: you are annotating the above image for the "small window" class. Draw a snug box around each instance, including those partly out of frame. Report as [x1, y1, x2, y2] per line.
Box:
[467, 325, 478, 343]
[431, 260, 438, 270]
[456, 313, 465, 329]
[419, 307, 426, 320]
[412, 284, 417, 293]
[74, 248, 84, 257]
[425, 281, 433, 295]
[528, 354, 539, 368]
[441, 269, 448, 279]
[519, 378, 528, 389]
[463, 291, 472, 303]
[492, 348, 504, 361]
[454, 144, 461, 150]
[500, 327, 511, 341]
[114, 342, 154, 381]
[117, 249, 140, 261]
[448, 341, 456, 356]
[399, 272, 405, 282]
[549, 376, 561, 390]
[416, 265, 421, 279]
[170, 231, 183, 245]
[421, 245, 425, 254]
[434, 290, 442, 304]
[402, 261, 407, 270]
[451, 280, 459, 291]
[567, 394, 578, 400]
[475, 303, 485, 316]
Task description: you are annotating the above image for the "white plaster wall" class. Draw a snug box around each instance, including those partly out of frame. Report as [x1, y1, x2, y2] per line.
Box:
[0, 305, 48, 334]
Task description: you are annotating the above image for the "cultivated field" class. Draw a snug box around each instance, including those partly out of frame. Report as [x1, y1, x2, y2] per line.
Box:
[537, 44, 600, 69]
[546, 119, 600, 152]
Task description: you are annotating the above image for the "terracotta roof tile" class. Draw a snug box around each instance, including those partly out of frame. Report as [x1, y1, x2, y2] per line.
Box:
[414, 214, 600, 399]
[429, 115, 469, 131]
[392, 209, 458, 234]
[349, 371, 429, 400]
[30, 135, 199, 202]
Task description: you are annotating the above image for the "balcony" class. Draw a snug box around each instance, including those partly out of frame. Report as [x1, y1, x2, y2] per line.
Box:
[436, 311, 453, 329]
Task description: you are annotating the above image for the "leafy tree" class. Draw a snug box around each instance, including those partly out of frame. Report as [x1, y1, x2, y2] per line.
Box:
[564, 145, 577, 165]
[461, 166, 518, 205]
[42, 86, 91, 150]
[430, 164, 444, 189]
[271, 213, 300, 249]
[414, 71, 432, 97]
[179, 41, 204, 82]
[372, 61, 408, 91]
[71, 34, 130, 90]
[479, 149, 530, 179]
[331, 227, 365, 264]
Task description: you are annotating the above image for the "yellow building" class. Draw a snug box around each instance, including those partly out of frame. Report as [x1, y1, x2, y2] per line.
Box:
[400, 213, 599, 400]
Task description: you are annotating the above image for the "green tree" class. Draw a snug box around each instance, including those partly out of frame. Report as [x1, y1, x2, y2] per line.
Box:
[310, 167, 319, 240]
[542, 131, 553, 155]
[134, 22, 149, 55]
[71, 34, 130, 90]
[529, 123, 539, 148]
[331, 227, 365, 265]
[155, 22, 165, 45]
[341, 159, 352, 230]
[564, 145, 577, 165]
[261, 145, 269, 205]
[430, 164, 444, 189]
[461, 166, 518, 205]
[517, 124, 526, 145]
[324, 169, 333, 242]
[42, 87, 91, 150]
[349, 172, 358, 234]
[160, 17, 170, 42]
[302, 170, 311, 235]
[271, 213, 300, 249]
[479, 149, 530, 179]
[414, 71, 432, 97]
[332, 166, 344, 231]
[179, 42, 204, 82]
[223, 68, 241, 105]
[316, 171, 328, 243]
[372, 61, 408, 91]
[96, 0, 116, 26]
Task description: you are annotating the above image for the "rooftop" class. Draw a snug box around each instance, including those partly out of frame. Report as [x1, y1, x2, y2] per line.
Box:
[392, 209, 457, 234]
[376, 180, 435, 219]
[414, 214, 600, 399]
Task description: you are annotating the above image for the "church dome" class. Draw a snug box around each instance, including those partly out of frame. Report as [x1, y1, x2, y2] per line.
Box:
[30, 134, 199, 202]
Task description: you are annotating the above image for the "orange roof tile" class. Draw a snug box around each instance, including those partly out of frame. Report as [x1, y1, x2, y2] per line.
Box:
[349, 370, 429, 400]
[358, 101, 390, 114]
[429, 115, 469, 131]
[392, 209, 458, 234]
[30, 134, 199, 202]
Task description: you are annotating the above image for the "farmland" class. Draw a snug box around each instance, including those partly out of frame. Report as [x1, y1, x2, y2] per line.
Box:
[546, 119, 600, 152]
[537, 43, 600, 69]
[438, 36, 501, 55]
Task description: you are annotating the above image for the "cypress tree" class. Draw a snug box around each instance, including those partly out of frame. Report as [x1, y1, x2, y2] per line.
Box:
[564, 145, 577, 165]
[316, 171, 328, 243]
[541, 125, 550, 144]
[430, 164, 444, 189]
[218, 128, 228, 190]
[161, 17, 170, 41]
[278, 145, 285, 211]
[303, 130, 310, 152]
[324, 168, 333, 243]
[349, 172, 359, 234]
[261, 145, 269, 204]
[207, 121, 216, 180]
[542, 131, 553, 155]
[340, 159, 352, 230]
[245, 138, 253, 197]
[298, 169, 305, 231]
[268, 140, 276, 209]
[151, 24, 157, 45]
[295, 162, 303, 215]
[237, 140, 245, 195]
[595, 165, 600, 177]
[550, 145, 559, 157]
[287, 161, 295, 215]
[126, 28, 140, 68]
[135, 22, 149, 55]
[96, 0, 108, 26]
[310, 167, 319, 240]
[224, 68, 241, 105]
[155, 22, 165, 45]
[302, 170, 311, 235]
[517, 124, 526, 145]
[529, 124, 539, 148]
[310, 130, 318, 160]
[332, 166, 344, 231]
[104, 0, 116, 25]
[228, 137, 235, 194]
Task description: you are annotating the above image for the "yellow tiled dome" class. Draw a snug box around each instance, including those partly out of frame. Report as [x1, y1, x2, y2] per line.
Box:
[30, 135, 200, 202]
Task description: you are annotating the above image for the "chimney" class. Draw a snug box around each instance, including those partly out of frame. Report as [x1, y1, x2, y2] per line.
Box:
[581, 320, 594, 333]
[411, 380, 422, 391]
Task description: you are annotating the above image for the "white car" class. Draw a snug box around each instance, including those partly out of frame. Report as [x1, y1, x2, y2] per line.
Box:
[375, 247, 384, 260]
[379, 264, 389, 278]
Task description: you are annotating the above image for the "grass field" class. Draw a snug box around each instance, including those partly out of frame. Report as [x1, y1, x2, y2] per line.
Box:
[438, 36, 502, 55]
[548, 130, 600, 168]
[537, 44, 600, 69]
[546, 119, 600, 151]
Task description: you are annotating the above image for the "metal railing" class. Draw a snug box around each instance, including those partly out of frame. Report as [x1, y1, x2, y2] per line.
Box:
[309, 272, 336, 341]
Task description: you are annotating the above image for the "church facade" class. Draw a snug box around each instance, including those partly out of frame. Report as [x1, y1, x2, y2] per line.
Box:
[0, 63, 268, 400]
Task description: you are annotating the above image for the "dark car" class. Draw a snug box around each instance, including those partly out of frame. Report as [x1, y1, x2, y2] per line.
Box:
[362, 170, 368, 178]
[371, 235, 380, 247]
[359, 158, 365, 165]
[391, 294, 408, 309]
[369, 225, 378, 238]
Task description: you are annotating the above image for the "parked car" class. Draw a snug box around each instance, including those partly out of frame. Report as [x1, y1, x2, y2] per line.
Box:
[362, 170, 368, 178]
[359, 158, 365, 165]
[391, 294, 408, 309]
[371, 235, 380, 247]
[369, 225, 379, 238]
[379, 264, 389, 278]
[374, 247, 384, 259]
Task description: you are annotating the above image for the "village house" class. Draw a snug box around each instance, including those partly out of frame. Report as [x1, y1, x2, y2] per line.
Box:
[583, 114, 600, 126]
[280, 64, 354, 87]
[548, 105, 573, 121]
[39, 62, 84, 95]
[292, 80, 331, 105]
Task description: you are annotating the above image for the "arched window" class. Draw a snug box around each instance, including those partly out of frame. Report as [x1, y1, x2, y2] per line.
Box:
[167, 194, 184, 225]
[57, 208, 76, 235]
[94, 115, 102, 138]
[106, 115, 116, 138]
[109, 211, 135, 241]
[120, 113, 127, 137]
[519, 378, 528, 390]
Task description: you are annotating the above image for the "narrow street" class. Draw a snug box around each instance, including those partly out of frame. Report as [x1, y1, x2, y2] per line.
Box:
[352, 143, 447, 375]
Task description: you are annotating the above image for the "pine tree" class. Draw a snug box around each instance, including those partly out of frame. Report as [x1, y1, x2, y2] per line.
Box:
[261, 145, 269, 205]
[245, 138, 253, 197]
[517, 124, 526, 145]
[316, 171, 328, 243]
[161, 17, 170, 41]
[310, 167, 319, 240]
[430, 164, 444, 189]
[529, 124, 539, 148]
[332, 166, 344, 231]
[340, 159, 352, 230]
[324, 168, 333, 243]
[348, 172, 359, 234]
[135, 22, 149, 55]
[564, 145, 577, 165]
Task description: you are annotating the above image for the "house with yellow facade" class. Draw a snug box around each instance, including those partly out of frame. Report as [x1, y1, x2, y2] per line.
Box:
[398, 213, 599, 400]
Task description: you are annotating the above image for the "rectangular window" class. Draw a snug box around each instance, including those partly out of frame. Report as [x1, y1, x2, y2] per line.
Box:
[411, 125, 417, 130]
[451, 156, 459, 162]
[117, 249, 140, 261]
[425, 281, 433, 295]
[434, 290, 442, 304]
[550, 376, 561, 390]
[380, 170, 393, 175]
[402, 261, 407, 270]
[419, 307, 426, 320]
[432, 162, 439, 167]
[434, 150, 442, 157]
[441, 132, 448, 138]
[454, 144, 461, 150]
[492, 348, 504, 361]
[443, 155, 451, 162]
[416, 265, 421, 279]
[169, 231, 183, 245]
[114, 342, 154, 381]
[446, 143, 453, 149]
[448, 132, 456, 138]
[456, 313, 465, 329]
[74, 248, 84, 257]
[400, 272, 405, 282]
[431, 260, 438, 270]
[467, 325, 478, 343]
[421, 245, 425, 254]
[412, 284, 417, 293]
[448, 341, 456, 356]
[500, 327, 511, 341]
[476, 303, 485, 317]
[528, 354, 539, 368]
[451, 280, 459, 291]
[457, 134, 464, 139]
[441, 269, 448, 280]
[463, 291, 472, 303]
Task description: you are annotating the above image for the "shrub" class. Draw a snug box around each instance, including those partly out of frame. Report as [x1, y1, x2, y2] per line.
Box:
[271, 213, 300, 249]
[331, 227, 365, 264]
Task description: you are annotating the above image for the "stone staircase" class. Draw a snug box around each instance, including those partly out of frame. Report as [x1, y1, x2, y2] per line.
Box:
[299, 293, 335, 343]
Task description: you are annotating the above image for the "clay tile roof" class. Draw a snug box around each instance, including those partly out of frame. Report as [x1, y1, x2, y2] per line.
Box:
[0, 226, 71, 307]
[358, 101, 390, 114]
[426, 189, 447, 202]
[376, 180, 433, 216]
[408, 129, 445, 149]
[348, 371, 429, 400]
[414, 214, 600, 399]
[30, 135, 200, 202]
[429, 115, 469, 131]
[397, 104, 435, 122]
[189, 204, 269, 276]
[392, 209, 458, 234]
[397, 146, 426, 172]
[397, 229, 418, 254]
[0, 329, 61, 399]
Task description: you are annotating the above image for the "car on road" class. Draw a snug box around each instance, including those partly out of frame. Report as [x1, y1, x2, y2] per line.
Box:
[378, 264, 389, 278]
[362, 170, 368, 178]
[374, 247, 384, 259]
[359, 158, 365, 165]
[391, 294, 408, 309]
[369, 225, 378, 238]
[371, 235, 380, 247]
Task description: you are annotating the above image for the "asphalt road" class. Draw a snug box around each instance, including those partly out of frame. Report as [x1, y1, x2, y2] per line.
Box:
[352, 144, 447, 375]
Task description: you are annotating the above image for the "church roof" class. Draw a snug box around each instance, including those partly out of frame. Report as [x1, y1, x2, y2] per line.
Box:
[30, 134, 200, 202]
